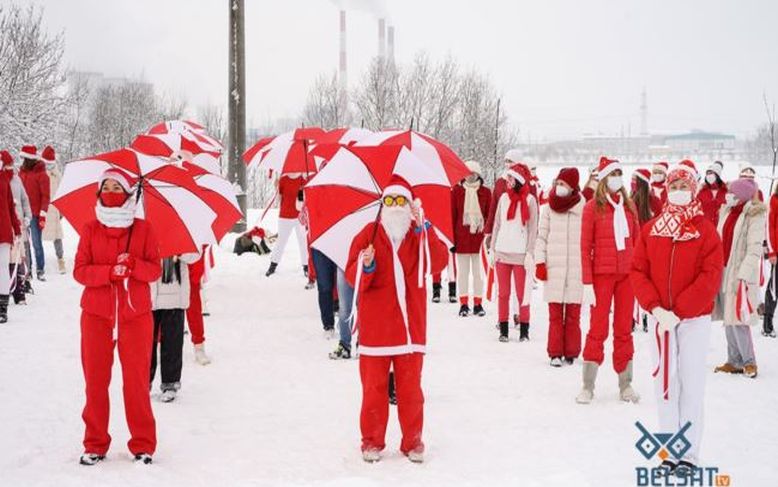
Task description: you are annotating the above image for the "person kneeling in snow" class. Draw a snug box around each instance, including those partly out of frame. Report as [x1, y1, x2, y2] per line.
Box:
[631, 163, 723, 477]
[346, 176, 448, 464]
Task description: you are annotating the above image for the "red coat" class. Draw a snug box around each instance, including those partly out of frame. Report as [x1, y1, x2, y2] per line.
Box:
[696, 183, 727, 226]
[0, 175, 21, 243]
[484, 178, 507, 234]
[631, 214, 724, 319]
[19, 161, 50, 217]
[451, 182, 491, 253]
[346, 222, 448, 355]
[74, 219, 161, 322]
[768, 194, 778, 258]
[580, 198, 640, 284]
[278, 176, 304, 219]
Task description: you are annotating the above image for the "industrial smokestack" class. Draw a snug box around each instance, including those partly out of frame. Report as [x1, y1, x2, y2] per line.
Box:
[378, 18, 386, 60]
[387, 25, 395, 64]
[339, 10, 347, 89]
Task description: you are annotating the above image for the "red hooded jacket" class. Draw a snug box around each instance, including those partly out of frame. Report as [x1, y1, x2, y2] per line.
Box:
[19, 161, 50, 217]
[631, 214, 723, 319]
[74, 219, 161, 322]
[696, 183, 727, 226]
[580, 197, 640, 284]
[346, 221, 448, 356]
[451, 182, 491, 254]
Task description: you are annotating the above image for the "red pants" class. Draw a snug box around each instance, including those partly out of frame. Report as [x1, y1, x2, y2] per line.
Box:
[496, 262, 529, 323]
[583, 274, 634, 373]
[80, 312, 157, 455]
[360, 353, 424, 454]
[186, 282, 205, 345]
[547, 303, 582, 359]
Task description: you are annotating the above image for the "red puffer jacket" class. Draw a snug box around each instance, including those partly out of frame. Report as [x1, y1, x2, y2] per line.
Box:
[630, 214, 724, 319]
[19, 161, 50, 217]
[0, 175, 21, 243]
[451, 182, 491, 254]
[768, 194, 778, 258]
[74, 219, 161, 322]
[580, 197, 640, 284]
[696, 183, 727, 226]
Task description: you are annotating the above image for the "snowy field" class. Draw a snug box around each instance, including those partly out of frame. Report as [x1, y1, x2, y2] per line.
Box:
[1, 201, 776, 487]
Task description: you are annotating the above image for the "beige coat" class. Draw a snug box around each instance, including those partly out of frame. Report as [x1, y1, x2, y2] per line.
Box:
[42, 166, 63, 241]
[535, 199, 585, 304]
[713, 200, 766, 326]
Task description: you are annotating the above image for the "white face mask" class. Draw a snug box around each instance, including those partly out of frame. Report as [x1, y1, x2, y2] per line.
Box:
[651, 173, 665, 183]
[725, 193, 738, 207]
[555, 184, 571, 197]
[606, 176, 623, 192]
[667, 190, 692, 206]
[705, 173, 717, 185]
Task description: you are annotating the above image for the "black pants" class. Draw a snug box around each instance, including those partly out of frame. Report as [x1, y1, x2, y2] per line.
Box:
[764, 265, 777, 334]
[150, 309, 185, 391]
[312, 248, 337, 330]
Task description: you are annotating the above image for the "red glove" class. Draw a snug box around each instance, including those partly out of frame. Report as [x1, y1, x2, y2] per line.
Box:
[109, 264, 130, 281]
[116, 253, 136, 270]
[535, 263, 548, 281]
[38, 213, 46, 230]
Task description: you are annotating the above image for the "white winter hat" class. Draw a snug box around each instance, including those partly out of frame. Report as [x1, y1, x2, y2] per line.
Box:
[504, 149, 522, 164]
[739, 161, 756, 177]
[706, 161, 723, 177]
[465, 160, 482, 175]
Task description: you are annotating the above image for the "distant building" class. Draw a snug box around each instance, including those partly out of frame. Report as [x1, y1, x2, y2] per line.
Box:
[663, 131, 736, 152]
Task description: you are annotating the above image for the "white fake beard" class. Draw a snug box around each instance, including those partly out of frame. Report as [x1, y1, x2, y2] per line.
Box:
[381, 205, 412, 245]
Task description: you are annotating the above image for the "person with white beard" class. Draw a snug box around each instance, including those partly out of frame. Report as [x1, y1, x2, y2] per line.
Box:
[345, 176, 448, 464]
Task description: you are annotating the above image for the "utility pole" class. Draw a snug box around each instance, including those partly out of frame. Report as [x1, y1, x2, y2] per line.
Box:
[228, 0, 247, 232]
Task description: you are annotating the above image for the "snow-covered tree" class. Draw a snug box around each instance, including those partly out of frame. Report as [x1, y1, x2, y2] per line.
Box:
[302, 72, 351, 130]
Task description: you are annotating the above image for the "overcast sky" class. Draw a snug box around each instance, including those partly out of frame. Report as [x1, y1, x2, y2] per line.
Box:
[21, 0, 778, 140]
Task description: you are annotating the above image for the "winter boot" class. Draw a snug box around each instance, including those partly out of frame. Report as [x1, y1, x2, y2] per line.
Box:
[458, 304, 470, 317]
[36, 269, 45, 281]
[194, 344, 211, 366]
[519, 322, 530, 342]
[388, 372, 397, 405]
[744, 364, 758, 378]
[329, 343, 351, 360]
[407, 447, 424, 463]
[550, 357, 563, 367]
[564, 357, 576, 365]
[0, 295, 8, 323]
[714, 362, 744, 374]
[473, 303, 485, 317]
[448, 282, 457, 303]
[265, 262, 278, 277]
[24, 276, 33, 294]
[57, 258, 67, 275]
[431, 283, 441, 303]
[134, 453, 153, 464]
[362, 449, 381, 463]
[303, 265, 309, 278]
[576, 361, 599, 404]
[79, 453, 105, 466]
[498, 321, 509, 342]
[618, 361, 640, 403]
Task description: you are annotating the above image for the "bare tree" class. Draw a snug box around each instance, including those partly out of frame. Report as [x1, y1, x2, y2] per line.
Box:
[353, 57, 400, 130]
[302, 72, 351, 129]
[764, 92, 778, 192]
[59, 74, 92, 161]
[86, 82, 159, 153]
[0, 4, 68, 151]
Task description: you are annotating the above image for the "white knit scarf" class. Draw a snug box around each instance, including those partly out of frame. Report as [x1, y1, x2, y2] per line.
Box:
[606, 193, 629, 251]
[462, 180, 484, 234]
[96, 197, 136, 228]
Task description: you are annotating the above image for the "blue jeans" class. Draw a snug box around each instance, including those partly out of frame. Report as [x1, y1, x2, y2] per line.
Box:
[336, 268, 354, 350]
[312, 249, 336, 330]
[28, 217, 45, 273]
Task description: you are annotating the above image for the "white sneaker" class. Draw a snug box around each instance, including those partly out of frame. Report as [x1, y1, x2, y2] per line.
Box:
[194, 344, 211, 365]
[407, 448, 424, 463]
[362, 449, 381, 463]
[323, 329, 335, 340]
[159, 389, 177, 403]
[550, 357, 563, 367]
[57, 258, 67, 274]
[576, 388, 594, 404]
[620, 386, 640, 403]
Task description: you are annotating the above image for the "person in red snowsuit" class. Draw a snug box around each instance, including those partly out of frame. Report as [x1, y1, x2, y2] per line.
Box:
[73, 169, 160, 466]
[346, 176, 448, 464]
[649, 161, 669, 212]
[577, 156, 641, 405]
[631, 163, 723, 475]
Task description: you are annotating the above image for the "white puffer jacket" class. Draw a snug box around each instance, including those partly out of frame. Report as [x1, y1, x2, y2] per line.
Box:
[535, 199, 585, 304]
[151, 255, 198, 310]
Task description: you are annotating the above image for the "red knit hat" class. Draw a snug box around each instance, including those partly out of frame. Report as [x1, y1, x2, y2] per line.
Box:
[556, 167, 580, 190]
[634, 168, 651, 184]
[1, 150, 13, 169]
[19, 145, 38, 160]
[667, 164, 699, 196]
[382, 175, 413, 200]
[506, 163, 530, 186]
[99, 168, 135, 193]
[41, 145, 55, 164]
[597, 156, 621, 180]
[652, 161, 669, 173]
[678, 159, 698, 179]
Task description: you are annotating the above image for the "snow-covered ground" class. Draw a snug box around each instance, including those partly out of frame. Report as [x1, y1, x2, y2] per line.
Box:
[1, 206, 776, 487]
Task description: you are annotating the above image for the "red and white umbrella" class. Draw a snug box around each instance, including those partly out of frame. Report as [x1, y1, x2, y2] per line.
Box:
[355, 129, 470, 185]
[242, 127, 326, 176]
[52, 148, 217, 257]
[304, 144, 456, 271]
[131, 120, 223, 175]
[309, 127, 374, 169]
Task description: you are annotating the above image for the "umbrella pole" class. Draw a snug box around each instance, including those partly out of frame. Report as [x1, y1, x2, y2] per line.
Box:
[125, 179, 143, 253]
[369, 204, 383, 243]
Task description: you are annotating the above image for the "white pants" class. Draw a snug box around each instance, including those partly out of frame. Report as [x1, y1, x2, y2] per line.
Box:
[651, 315, 711, 464]
[269, 218, 308, 266]
[456, 253, 484, 299]
[0, 243, 10, 294]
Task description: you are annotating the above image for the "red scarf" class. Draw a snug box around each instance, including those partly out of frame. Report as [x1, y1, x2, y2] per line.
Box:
[649, 200, 704, 241]
[506, 184, 530, 224]
[722, 203, 745, 266]
[548, 186, 581, 213]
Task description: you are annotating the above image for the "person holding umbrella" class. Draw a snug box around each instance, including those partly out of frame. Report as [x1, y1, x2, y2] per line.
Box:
[73, 168, 160, 466]
[266, 172, 308, 278]
[346, 176, 448, 464]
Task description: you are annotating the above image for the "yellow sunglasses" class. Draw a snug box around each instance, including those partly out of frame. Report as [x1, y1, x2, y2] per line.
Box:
[382, 195, 408, 207]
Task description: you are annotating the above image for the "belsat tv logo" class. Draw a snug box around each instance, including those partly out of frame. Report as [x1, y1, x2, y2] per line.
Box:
[633, 421, 731, 486]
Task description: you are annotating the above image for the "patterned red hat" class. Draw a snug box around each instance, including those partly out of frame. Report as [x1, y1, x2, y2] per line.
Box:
[597, 156, 621, 180]
[667, 162, 699, 195]
[678, 159, 698, 179]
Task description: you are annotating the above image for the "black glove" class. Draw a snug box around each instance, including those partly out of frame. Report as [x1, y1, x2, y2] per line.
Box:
[450, 246, 456, 253]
